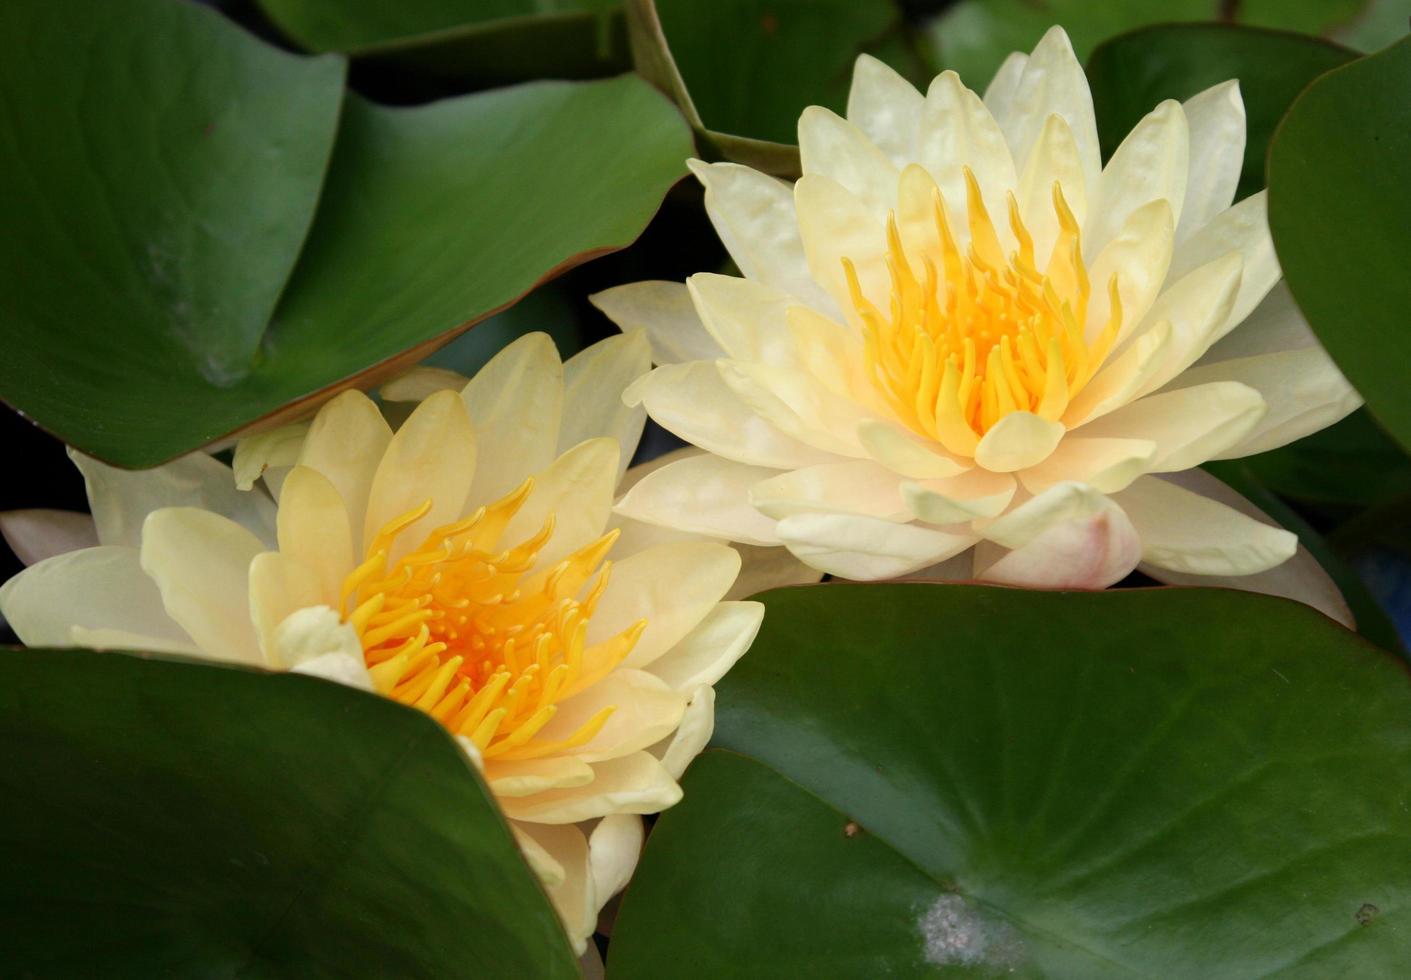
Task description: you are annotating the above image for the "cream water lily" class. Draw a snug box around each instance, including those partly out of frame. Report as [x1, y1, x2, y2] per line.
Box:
[595, 27, 1360, 590]
[0, 332, 766, 953]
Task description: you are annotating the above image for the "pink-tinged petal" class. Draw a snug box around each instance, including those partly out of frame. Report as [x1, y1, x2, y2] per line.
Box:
[975, 496, 1140, 589]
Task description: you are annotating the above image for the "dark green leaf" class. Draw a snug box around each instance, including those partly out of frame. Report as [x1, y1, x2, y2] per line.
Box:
[0, 0, 692, 467]
[1087, 24, 1354, 200]
[1268, 36, 1411, 455]
[612, 584, 1411, 976]
[0, 646, 576, 977]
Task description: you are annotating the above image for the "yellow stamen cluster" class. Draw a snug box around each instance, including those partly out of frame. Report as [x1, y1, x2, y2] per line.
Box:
[338, 478, 644, 760]
[845, 169, 1122, 453]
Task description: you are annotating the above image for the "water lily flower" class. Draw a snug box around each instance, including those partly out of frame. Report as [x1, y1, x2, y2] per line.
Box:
[594, 27, 1360, 595]
[0, 332, 767, 953]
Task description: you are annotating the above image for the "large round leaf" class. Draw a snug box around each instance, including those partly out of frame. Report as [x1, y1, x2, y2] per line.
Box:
[0, 0, 691, 468]
[610, 584, 1411, 976]
[0, 646, 577, 977]
[1087, 24, 1354, 200]
[1268, 36, 1411, 454]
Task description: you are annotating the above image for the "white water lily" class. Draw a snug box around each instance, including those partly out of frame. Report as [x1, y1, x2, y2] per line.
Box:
[0, 332, 770, 953]
[594, 27, 1360, 595]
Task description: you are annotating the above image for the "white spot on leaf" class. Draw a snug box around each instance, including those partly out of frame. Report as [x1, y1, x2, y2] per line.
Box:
[918, 894, 1024, 970]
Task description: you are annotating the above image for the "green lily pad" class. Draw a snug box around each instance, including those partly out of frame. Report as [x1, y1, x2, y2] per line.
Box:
[1268, 36, 1411, 456]
[610, 584, 1411, 976]
[0, 0, 691, 467]
[0, 646, 577, 977]
[1087, 24, 1354, 200]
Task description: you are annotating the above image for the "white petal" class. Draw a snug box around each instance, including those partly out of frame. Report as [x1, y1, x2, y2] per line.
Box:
[1088, 100, 1189, 259]
[798, 105, 899, 213]
[998, 27, 1101, 205]
[980, 481, 1110, 551]
[0, 545, 193, 651]
[614, 453, 779, 546]
[232, 423, 309, 492]
[973, 412, 1065, 472]
[499, 752, 682, 824]
[687, 272, 800, 368]
[728, 545, 824, 599]
[976, 494, 1140, 589]
[560, 331, 652, 480]
[776, 512, 977, 580]
[1167, 191, 1277, 337]
[856, 419, 970, 479]
[630, 362, 834, 469]
[902, 470, 1016, 524]
[512, 822, 594, 955]
[917, 70, 1018, 237]
[655, 685, 715, 780]
[533, 669, 687, 764]
[1019, 437, 1156, 495]
[1137, 469, 1351, 625]
[0, 509, 98, 566]
[589, 540, 740, 669]
[379, 366, 469, 403]
[1112, 475, 1297, 576]
[487, 757, 595, 798]
[847, 53, 923, 166]
[461, 331, 563, 505]
[750, 461, 908, 521]
[1178, 80, 1246, 244]
[647, 600, 763, 692]
[275, 607, 370, 690]
[1085, 198, 1174, 347]
[65, 627, 199, 656]
[140, 508, 264, 665]
[718, 359, 871, 457]
[509, 438, 620, 572]
[363, 390, 476, 561]
[72, 449, 276, 550]
[688, 159, 835, 313]
[1076, 381, 1266, 471]
[297, 390, 393, 554]
[1129, 252, 1245, 398]
[590, 280, 723, 365]
[588, 813, 645, 908]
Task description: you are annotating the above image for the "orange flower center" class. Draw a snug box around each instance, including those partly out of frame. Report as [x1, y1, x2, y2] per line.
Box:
[844, 169, 1122, 452]
[338, 478, 644, 761]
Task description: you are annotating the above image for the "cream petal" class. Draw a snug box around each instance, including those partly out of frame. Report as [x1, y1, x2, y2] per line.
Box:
[508, 438, 620, 572]
[1076, 381, 1266, 471]
[895, 163, 946, 271]
[728, 545, 824, 599]
[856, 419, 970, 479]
[297, 390, 393, 554]
[979, 481, 1110, 550]
[590, 280, 724, 365]
[534, 669, 687, 764]
[1087, 100, 1189, 259]
[1085, 198, 1174, 347]
[1112, 474, 1297, 576]
[248, 553, 325, 664]
[499, 752, 682, 825]
[750, 461, 908, 521]
[276, 466, 355, 606]
[0, 545, 193, 651]
[718, 359, 871, 457]
[686, 272, 800, 367]
[379, 366, 469, 403]
[982, 51, 1028, 131]
[1177, 80, 1246, 244]
[560, 331, 652, 480]
[363, 390, 476, 560]
[630, 362, 836, 469]
[1190, 281, 1304, 363]
[902, 469, 1016, 524]
[232, 422, 309, 492]
[67, 627, 200, 656]
[847, 53, 924, 166]
[998, 27, 1101, 204]
[607, 510, 709, 560]
[1137, 469, 1351, 625]
[1129, 252, 1245, 398]
[487, 757, 595, 798]
[975, 495, 1140, 589]
[1019, 437, 1156, 495]
[688, 159, 835, 313]
[655, 685, 715, 780]
[589, 540, 740, 669]
[140, 508, 264, 665]
[461, 331, 564, 505]
[512, 822, 594, 955]
[588, 813, 645, 908]
[614, 453, 779, 546]
[973, 411, 1065, 472]
[917, 70, 1018, 238]
[0, 509, 98, 566]
[1166, 191, 1278, 336]
[794, 173, 888, 315]
[72, 448, 276, 550]
[1017, 113, 1089, 261]
[798, 105, 899, 213]
[775, 512, 978, 580]
[1065, 320, 1174, 427]
[647, 600, 762, 692]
